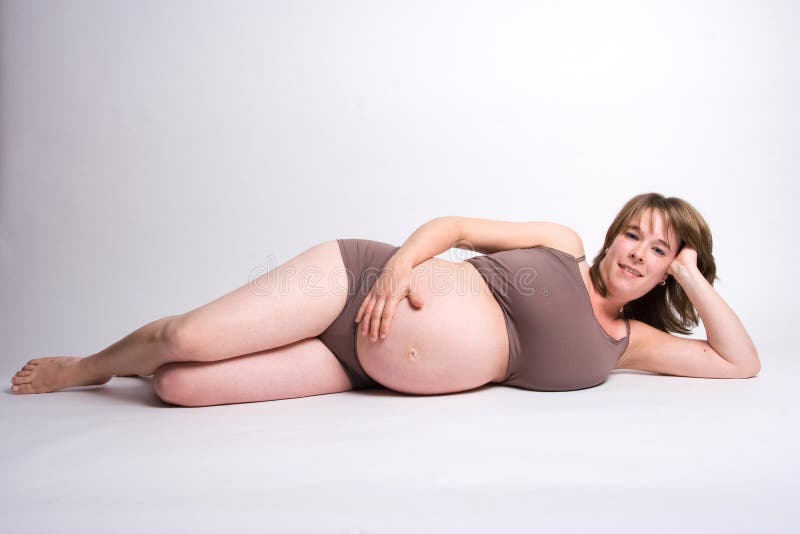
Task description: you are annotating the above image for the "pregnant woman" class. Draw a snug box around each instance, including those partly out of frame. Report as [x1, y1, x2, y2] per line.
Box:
[11, 192, 761, 405]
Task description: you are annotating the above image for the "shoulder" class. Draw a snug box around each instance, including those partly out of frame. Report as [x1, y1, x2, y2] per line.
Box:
[543, 226, 586, 262]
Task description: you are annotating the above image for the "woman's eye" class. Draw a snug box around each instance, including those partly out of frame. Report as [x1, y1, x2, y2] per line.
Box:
[628, 233, 665, 256]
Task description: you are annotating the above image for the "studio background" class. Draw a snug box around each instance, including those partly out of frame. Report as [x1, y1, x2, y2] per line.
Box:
[1, 1, 797, 533]
[2, 0, 795, 362]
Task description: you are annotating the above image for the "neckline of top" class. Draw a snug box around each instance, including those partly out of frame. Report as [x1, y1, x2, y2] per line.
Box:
[536, 246, 630, 344]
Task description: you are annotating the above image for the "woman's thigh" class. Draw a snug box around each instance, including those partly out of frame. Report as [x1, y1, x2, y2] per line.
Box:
[168, 240, 349, 362]
[153, 337, 354, 407]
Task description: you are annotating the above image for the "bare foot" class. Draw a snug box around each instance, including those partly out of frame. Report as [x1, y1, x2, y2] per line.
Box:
[11, 357, 112, 394]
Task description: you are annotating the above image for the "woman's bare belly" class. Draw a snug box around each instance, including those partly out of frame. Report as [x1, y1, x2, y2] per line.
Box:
[356, 257, 509, 394]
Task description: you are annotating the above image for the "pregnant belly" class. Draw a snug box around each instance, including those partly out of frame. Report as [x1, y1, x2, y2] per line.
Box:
[356, 258, 509, 394]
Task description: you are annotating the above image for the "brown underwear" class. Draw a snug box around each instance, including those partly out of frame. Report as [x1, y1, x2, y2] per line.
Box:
[318, 238, 401, 390]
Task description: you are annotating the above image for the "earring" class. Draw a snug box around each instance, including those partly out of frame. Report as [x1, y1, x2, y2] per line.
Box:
[604, 248, 609, 254]
[659, 279, 666, 286]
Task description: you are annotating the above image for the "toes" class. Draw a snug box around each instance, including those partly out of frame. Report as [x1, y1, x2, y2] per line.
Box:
[24, 364, 35, 371]
[12, 383, 35, 394]
[12, 375, 31, 385]
[27, 359, 42, 365]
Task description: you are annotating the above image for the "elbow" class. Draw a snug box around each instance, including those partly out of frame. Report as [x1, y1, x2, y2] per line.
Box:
[436, 216, 465, 243]
[430, 215, 460, 230]
[751, 348, 761, 375]
[742, 354, 761, 378]
[740, 367, 760, 379]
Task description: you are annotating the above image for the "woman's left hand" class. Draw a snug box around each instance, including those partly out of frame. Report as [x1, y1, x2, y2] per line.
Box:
[355, 258, 424, 341]
[667, 245, 698, 278]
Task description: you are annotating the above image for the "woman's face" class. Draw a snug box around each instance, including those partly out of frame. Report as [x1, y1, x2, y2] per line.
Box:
[603, 208, 682, 297]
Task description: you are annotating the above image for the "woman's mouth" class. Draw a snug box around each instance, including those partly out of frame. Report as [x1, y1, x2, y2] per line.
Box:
[619, 263, 643, 277]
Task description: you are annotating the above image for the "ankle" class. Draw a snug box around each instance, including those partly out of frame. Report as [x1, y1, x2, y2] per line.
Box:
[78, 355, 110, 379]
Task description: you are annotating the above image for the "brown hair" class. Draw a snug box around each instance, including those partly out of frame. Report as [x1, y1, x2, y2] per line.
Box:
[588, 192, 718, 334]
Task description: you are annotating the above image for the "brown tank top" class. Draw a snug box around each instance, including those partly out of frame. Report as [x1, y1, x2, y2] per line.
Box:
[465, 246, 630, 391]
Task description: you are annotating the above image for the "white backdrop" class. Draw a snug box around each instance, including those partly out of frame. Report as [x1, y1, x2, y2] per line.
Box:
[1, 0, 796, 371]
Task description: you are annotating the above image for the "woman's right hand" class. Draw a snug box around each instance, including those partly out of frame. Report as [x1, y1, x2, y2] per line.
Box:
[354, 259, 425, 341]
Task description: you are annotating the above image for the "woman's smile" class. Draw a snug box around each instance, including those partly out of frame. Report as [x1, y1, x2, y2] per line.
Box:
[618, 263, 643, 278]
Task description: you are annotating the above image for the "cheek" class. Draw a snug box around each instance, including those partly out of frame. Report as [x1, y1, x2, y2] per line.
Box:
[654, 258, 671, 275]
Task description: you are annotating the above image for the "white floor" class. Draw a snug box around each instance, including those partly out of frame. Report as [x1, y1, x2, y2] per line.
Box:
[1, 358, 797, 534]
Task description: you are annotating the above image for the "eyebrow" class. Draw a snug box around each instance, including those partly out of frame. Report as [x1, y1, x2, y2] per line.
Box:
[626, 225, 673, 252]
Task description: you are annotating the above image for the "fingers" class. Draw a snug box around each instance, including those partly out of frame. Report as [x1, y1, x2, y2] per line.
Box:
[356, 293, 394, 341]
[357, 295, 389, 341]
[358, 295, 376, 336]
[368, 298, 387, 341]
[354, 267, 411, 341]
[355, 295, 368, 324]
[379, 298, 398, 339]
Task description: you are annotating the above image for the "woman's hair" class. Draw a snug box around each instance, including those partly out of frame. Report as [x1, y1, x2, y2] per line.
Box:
[588, 192, 717, 335]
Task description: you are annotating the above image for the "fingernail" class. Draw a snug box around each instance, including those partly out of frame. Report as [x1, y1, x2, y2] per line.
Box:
[380, 333, 386, 339]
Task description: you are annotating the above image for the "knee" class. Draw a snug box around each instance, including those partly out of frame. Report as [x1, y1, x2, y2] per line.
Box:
[153, 363, 194, 406]
[159, 314, 195, 358]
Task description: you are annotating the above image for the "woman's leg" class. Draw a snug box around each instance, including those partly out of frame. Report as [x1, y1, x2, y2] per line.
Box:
[152, 337, 352, 407]
[11, 240, 351, 394]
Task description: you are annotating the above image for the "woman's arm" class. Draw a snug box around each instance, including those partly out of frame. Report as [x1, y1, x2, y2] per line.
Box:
[391, 217, 464, 268]
[669, 250, 761, 372]
[392, 216, 581, 267]
[455, 217, 581, 255]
